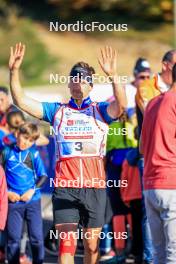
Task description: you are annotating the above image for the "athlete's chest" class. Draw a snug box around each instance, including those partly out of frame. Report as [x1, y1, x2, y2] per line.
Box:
[63, 107, 96, 133]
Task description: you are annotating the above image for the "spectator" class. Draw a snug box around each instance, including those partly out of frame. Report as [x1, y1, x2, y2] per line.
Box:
[1, 122, 48, 264]
[120, 128, 143, 263]
[136, 50, 176, 264]
[1, 110, 49, 147]
[0, 86, 19, 128]
[124, 58, 151, 111]
[140, 63, 176, 264]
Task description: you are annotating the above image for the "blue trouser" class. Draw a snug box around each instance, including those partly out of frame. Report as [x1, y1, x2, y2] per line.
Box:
[7, 199, 44, 264]
[138, 157, 153, 263]
[0, 231, 6, 250]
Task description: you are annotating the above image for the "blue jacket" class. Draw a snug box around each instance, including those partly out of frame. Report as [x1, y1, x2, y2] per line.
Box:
[1, 143, 47, 203]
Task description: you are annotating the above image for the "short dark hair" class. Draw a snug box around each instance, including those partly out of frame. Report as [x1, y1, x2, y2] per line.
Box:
[70, 62, 95, 87]
[19, 122, 40, 141]
[172, 63, 176, 83]
[71, 62, 95, 75]
[162, 50, 176, 63]
[0, 87, 9, 95]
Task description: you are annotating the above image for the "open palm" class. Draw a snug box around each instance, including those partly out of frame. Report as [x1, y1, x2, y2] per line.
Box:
[9, 42, 25, 70]
[98, 46, 117, 77]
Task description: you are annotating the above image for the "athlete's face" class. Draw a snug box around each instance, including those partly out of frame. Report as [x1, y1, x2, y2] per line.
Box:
[17, 134, 34, 150]
[134, 72, 151, 88]
[0, 92, 10, 113]
[68, 78, 92, 99]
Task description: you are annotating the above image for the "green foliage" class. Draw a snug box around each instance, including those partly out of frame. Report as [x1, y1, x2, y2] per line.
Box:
[0, 18, 57, 85]
[45, 0, 173, 22]
[0, 0, 173, 22]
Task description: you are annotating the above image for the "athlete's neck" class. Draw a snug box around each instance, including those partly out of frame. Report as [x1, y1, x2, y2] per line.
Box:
[69, 96, 92, 109]
[74, 99, 83, 107]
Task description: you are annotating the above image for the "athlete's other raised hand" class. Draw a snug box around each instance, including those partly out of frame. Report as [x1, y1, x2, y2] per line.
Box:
[98, 46, 126, 119]
[98, 46, 117, 77]
[9, 42, 25, 71]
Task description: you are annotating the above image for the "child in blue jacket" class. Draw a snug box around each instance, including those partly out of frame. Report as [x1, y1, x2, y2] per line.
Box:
[1, 122, 48, 264]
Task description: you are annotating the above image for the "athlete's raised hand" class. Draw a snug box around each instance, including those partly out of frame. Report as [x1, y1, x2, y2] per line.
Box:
[9, 42, 43, 119]
[98, 46, 126, 118]
[9, 42, 25, 70]
[98, 46, 117, 77]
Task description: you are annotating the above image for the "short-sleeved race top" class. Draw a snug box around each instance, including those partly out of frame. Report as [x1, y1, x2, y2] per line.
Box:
[42, 96, 116, 188]
[42, 97, 115, 125]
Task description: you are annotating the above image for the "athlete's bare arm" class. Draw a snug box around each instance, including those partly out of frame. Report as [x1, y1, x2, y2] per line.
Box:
[98, 46, 127, 118]
[9, 43, 43, 119]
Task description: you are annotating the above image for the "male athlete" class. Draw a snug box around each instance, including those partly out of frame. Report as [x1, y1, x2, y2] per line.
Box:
[9, 43, 126, 264]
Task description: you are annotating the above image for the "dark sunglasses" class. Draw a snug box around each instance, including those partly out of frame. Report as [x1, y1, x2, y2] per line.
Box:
[138, 75, 150, 80]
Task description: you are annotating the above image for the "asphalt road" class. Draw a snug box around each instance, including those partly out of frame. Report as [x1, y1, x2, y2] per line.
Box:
[44, 253, 127, 264]
[44, 255, 84, 264]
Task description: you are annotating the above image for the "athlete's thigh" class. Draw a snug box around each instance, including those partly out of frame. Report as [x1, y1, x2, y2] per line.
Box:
[80, 188, 106, 228]
[52, 187, 80, 225]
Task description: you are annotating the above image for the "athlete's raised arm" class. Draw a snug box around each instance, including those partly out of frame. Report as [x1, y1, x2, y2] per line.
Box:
[9, 43, 43, 119]
[98, 46, 127, 118]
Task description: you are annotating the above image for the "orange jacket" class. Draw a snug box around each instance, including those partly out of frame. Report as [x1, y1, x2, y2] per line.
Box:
[120, 159, 142, 204]
[135, 76, 161, 113]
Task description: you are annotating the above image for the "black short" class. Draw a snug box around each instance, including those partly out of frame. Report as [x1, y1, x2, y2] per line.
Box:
[52, 187, 106, 228]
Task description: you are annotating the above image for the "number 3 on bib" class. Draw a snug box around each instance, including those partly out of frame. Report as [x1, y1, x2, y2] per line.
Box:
[75, 142, 83, 151]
